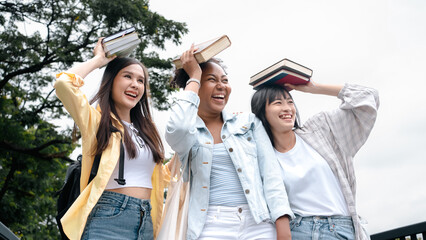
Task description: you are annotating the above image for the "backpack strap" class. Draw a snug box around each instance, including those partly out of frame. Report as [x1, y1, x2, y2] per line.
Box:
[114, 139, 126, 185]
[88, 154, 101, 183]
[87, 124, 126, 185]
[110, 125, 126, 185]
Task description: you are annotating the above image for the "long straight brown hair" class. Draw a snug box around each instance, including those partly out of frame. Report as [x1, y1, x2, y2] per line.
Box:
[90, 57, 164, 163]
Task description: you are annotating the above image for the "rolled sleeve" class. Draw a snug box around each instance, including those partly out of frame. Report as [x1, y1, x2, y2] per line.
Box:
[55, 72, 85, 87]
[330, 83, 379, 157]
[54, 72, 99, 135]
[165, 91, 200, 159]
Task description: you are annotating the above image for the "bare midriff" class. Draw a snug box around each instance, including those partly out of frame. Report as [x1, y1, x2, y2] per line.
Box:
[106, 187, 151, 200]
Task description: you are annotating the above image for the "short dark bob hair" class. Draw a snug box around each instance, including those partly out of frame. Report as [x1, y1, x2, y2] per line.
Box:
[251, 84, 301, 147]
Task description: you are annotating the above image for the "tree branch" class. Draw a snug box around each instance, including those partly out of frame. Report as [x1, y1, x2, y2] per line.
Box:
[0, 140, 74, 162]
[33, 89, 56, 115]
[0, 56, 57, 90]
[0, 159, 17, 203]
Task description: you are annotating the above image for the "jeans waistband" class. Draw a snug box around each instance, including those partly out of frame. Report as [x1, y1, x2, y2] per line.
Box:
[294, 215, 353, 226]
[100, 191, 151, 209]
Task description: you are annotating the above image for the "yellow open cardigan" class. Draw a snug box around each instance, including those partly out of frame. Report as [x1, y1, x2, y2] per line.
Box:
[55, 72, 170, 240]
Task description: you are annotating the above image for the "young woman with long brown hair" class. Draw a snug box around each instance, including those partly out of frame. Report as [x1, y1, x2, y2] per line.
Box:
[55, 38, 170, 240]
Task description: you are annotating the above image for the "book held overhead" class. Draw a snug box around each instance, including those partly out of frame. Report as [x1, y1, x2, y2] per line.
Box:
[172, 35, 231, 69]
[102, 27, 141, 57]
[250, 58, 313, 90]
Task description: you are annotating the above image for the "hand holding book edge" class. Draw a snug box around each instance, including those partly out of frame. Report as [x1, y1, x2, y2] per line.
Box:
[181, 44, 202, 80]
[67, 38, 116, 78]
[96, 37, 117, 67]
[284, 81, 315, 93]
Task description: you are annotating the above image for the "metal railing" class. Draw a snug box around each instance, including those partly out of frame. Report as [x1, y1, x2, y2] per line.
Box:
[0, 222, 19, 240]
[371, 221, 426, 240]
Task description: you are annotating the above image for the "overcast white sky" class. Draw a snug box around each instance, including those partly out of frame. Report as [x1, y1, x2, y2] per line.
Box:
[79, 0, 426, 235]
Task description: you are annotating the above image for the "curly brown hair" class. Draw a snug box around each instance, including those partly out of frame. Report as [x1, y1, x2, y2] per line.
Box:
[170, 58, 227, 88]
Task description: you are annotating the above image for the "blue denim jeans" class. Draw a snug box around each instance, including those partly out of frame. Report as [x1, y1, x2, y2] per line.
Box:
[290, 215, 355, 240]
[81, 191, 153, 240]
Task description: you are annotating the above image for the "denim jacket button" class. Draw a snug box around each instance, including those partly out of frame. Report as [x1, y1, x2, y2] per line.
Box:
[247, 137, 252, 141]
[229, 148, 233, 152]
[238, 208, 243, 213]
[237, 168, 242, 173]
[222, 135, 226, 139]
[245, 189, 250, 194]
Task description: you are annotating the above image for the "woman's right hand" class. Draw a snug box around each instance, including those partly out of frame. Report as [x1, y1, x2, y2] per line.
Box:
[66, 38, 116, 78]
[181, 44, 202, 80]
[284, 80, 316, 93]
[93, 37, 116, 68]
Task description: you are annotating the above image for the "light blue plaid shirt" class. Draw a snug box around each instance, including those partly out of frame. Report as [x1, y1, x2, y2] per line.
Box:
[296, 83, 379, 240]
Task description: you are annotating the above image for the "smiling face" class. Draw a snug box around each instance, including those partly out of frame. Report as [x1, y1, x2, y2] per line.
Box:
[198, 62, 231, 117]
[111, 64, 145, 119]
[265, 92, 297, 135]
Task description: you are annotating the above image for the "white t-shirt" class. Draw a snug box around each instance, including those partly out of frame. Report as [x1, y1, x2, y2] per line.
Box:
[105, 121, 156, 190]
[275, 134, 349, 217]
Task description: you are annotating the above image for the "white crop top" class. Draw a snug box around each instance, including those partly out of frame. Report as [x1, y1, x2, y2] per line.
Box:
[105, 121, 156, 190]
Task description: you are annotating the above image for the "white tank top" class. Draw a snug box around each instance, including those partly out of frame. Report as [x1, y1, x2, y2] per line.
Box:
[105, 121, 156, 190]
[275, 134, 350, 216]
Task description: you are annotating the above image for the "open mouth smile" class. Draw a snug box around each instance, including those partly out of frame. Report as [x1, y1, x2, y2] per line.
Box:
[279, 113, 292, 120]
[125, 91, 138, 98]
[212, 94, 225, 100]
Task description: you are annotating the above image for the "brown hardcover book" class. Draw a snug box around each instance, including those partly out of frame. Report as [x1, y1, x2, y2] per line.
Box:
[250, 58, 313, 86]
[173, 35, 231, 69]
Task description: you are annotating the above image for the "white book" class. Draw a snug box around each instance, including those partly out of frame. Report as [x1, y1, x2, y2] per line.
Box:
[101, 27, 141, 57]
[103, 32, 139, 52]
[102, 27, 135, 43]
[106, 38, 141, 57]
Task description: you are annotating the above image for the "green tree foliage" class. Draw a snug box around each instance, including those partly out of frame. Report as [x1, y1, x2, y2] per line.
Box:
[0, 0, 187, 238]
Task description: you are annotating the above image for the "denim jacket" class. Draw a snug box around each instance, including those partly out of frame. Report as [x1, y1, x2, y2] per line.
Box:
[165, 91, 294, 240]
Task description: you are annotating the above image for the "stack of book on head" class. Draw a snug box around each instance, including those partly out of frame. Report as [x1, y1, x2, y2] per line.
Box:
[249, 58, 313, 90]
[173, 35, 231, 69]
[102, 27, 141, 57]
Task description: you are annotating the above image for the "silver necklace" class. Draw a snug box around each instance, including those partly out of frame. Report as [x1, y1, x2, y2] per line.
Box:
[128, 123, 144, 148]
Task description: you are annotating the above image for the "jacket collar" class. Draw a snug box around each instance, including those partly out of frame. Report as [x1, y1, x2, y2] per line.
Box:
[194, 110, 237, 129]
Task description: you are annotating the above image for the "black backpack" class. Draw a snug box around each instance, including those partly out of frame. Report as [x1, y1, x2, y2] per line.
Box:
[55, 140, 125, 240]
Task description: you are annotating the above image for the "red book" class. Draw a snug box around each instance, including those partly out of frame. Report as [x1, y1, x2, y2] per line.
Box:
[249, 58, 313, 89]
[251, 68, 310, 90]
